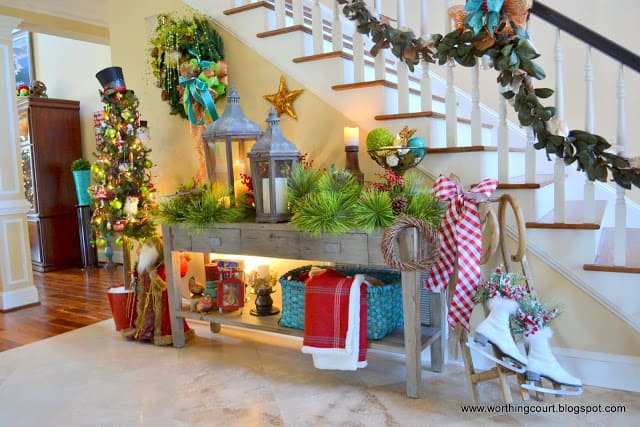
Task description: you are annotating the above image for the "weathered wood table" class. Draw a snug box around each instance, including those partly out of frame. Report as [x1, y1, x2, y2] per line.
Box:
[162, 223, 446, 398]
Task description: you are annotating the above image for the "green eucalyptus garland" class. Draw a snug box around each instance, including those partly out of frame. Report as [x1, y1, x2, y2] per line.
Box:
[336, 0, 640, 190]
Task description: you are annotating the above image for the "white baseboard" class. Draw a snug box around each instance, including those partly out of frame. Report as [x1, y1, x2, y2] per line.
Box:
[0, 285, 39, 310]
[431, 344, 640, 393]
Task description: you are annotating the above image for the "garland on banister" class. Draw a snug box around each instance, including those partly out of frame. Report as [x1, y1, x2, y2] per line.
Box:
[336, 0, 640, 190]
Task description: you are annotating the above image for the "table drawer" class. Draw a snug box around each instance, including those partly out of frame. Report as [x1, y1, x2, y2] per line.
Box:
[299, 233, 368, 264]
[191, 228, 241, 254]
[241, 228, 300, 258]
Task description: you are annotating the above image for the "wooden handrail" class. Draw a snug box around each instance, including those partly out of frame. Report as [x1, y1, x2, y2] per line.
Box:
[530, 2, 640, 73]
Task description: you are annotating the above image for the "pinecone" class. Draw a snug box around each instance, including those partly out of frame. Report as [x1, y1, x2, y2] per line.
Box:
[391, 195, 408, 215]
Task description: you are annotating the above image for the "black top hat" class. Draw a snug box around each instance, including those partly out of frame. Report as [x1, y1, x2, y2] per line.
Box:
[96, 66, 127, 92]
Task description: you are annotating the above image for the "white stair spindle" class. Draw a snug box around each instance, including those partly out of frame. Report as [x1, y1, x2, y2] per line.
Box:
[274, 0, 285, 29]
[445, 65, 457, 147]
[419, 0, 431, 113]
[420, 58, 433, 113]
[498, 87, 509, 182]
[293, 0, 304, 26]
[553, 29, 565, 223]
[312, 0, 323, 55]
[583, 47, 596, 223]
[525, 126, 536, 183]
[396, 0, 409, 113]
[332, 1, 343, 52]
[614, 64, 627, 266]
[471, 58, 482, 146]
[352, 30, 365, 83]
[374, 0, 385, 80]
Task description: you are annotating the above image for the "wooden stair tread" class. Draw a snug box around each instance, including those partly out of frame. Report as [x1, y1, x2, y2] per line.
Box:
[224, 1, 274, 15]
[526, 200, 607, 230]
[375, 111, 493, 129]
[584, 227, 640, 273]
[496, 174, 555, 189]
[293, 51, 352, 63]
[427, 145, 525, 154]
[257, 25, 311, 38]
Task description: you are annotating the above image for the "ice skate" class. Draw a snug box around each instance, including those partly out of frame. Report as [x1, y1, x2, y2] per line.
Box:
[521, 327, 583, 396]
[466, 295, 527, 374]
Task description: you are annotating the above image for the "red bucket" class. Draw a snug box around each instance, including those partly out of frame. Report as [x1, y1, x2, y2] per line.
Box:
[107, 285, 137, 331]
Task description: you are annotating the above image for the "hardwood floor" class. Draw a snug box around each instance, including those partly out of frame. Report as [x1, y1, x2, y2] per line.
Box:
[0, 265, 123, 352]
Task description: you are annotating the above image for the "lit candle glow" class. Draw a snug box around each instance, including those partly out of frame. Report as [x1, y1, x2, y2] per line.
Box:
[343, 126, 359, 147]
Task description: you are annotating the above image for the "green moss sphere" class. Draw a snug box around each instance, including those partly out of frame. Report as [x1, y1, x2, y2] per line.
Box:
[366, 128, 395, 151]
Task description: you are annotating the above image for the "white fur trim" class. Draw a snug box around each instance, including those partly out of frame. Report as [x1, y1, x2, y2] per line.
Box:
[137, 243, 160, 275]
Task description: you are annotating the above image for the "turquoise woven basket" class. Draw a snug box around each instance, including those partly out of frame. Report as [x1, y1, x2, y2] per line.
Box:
[278, 265, 403, 340]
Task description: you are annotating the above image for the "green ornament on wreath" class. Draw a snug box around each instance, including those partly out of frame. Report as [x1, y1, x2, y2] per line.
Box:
[150, 14, 228, 126]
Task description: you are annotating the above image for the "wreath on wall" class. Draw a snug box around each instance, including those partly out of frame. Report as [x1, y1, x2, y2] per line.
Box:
[150, 14, 228, 126]
[337, 0, 640, 190]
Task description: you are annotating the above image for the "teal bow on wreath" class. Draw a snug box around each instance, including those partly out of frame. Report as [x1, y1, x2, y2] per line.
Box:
[464, 0, 505, 36]
[179, 53, 225, 126]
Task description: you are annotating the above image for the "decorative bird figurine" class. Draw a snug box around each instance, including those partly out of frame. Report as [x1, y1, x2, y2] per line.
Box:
[188, 276, 205, 296]
[196, 294, 215, 312]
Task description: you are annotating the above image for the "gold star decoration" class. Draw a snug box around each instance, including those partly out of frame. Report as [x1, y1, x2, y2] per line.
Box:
[263, 75, 304, 120]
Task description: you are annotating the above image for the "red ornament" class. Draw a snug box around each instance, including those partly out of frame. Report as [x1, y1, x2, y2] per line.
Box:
[179, 255, 189, 278]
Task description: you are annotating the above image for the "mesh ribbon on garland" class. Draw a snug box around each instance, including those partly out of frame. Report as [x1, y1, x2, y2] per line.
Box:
[424, 175, 498, 331]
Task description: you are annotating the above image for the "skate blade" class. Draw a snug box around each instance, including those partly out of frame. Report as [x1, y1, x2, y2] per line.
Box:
[521, 382, 583, 396]
[466, 338, 526, 374]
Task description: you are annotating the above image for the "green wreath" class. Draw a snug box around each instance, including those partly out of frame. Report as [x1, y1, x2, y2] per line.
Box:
[150, 14, 227, 124]
[337, 0, 640, 190]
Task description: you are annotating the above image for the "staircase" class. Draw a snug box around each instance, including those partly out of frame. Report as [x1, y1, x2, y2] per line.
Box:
[185, 0, 640, 332]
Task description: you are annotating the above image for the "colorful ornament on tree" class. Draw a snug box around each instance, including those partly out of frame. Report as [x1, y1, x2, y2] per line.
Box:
[89, 66, 158, 244]
[263, 75, 304, 120]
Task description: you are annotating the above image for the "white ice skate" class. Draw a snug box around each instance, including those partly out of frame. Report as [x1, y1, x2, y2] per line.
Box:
[466, 295, 527, 374]
[521, 327, 583, 396]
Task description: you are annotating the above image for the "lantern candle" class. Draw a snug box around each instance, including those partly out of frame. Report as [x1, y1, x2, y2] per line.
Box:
[257, 264, 270, 279]
[262, 177, 288, 214]
[344, 126, 359, 147]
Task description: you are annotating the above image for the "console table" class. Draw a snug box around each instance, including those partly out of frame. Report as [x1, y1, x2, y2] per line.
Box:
[161, 223, 447, 398]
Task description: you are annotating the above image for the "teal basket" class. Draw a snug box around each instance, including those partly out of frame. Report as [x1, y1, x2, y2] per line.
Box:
[278, 265, 403, 340]
[72, 170, 91, 206]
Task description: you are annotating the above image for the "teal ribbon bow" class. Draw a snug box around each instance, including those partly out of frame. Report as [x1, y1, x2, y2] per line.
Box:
[464, 0, 505, 36]
[179, 55, 222, 125]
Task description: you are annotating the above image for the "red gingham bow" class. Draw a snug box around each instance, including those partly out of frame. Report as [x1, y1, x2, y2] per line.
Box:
[424, 175, 498, 331]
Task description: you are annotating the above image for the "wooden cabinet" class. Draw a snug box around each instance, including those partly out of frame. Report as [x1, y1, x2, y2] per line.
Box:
[18, 97, 82, 272]
[162, 223, 447, 398]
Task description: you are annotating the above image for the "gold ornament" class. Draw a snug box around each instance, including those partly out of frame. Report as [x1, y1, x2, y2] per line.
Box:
[263, 75, 304, 120]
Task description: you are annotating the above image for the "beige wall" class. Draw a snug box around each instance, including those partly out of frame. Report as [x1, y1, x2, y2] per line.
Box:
[33, 33, 111, 162]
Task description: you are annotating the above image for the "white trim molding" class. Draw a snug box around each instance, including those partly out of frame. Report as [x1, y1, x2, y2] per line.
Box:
[0, 284, 38, 311]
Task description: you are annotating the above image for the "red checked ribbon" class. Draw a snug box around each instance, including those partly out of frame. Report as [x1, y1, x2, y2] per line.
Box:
[424, 175, 498, 331]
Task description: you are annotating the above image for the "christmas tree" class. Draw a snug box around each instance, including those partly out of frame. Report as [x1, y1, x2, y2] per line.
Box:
[89, 67, 158, 252]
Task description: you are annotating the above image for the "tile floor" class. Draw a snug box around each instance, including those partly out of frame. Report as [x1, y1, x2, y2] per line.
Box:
[0, 319, 637, 426]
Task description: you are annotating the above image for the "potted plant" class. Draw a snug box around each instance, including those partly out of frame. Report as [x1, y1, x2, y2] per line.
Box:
[70, 158, 92, 206]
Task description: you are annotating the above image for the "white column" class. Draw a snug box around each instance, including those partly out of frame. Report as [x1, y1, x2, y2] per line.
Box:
[312, 0, 323, 54]
[614, 64, 627, 266]
[396, 0, 409, 113]
[332, 0, 343, 52]
[0, 15, 39, 310]
[553, 29, 565, 223]
[583, 47, 595, 223]
[525, 127, 536, 183]
[374, 0, 385, 79]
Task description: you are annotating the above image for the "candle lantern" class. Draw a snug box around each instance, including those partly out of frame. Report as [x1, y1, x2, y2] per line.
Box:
[247, 108, 300, 223]
[202, 87, 262, 196]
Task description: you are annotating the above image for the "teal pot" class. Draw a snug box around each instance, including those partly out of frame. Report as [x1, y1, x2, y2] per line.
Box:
[72, 170, 91, 206]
